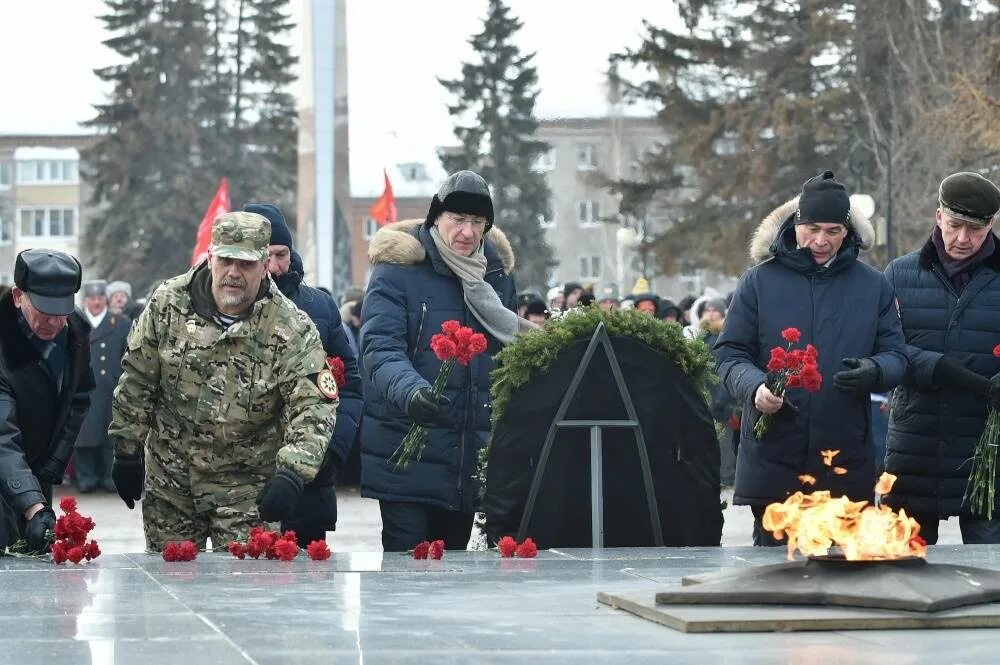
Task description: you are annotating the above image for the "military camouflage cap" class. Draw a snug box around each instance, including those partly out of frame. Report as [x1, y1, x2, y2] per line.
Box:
[210, 212, 271, 261]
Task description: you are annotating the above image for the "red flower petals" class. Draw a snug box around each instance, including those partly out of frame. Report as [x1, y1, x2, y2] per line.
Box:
[994, 343, 1000, 359]
[428, 539, 445, 560]
[498, 536, 517, 558]
[59, 496, 78, 513]
[228, 541, 246, 559]
[412, 541, 430, 559]
[429, 321, 489, 366]
[306, 540, 332, 561]
[229, 528, 301, 561]
[273, 538, 299, 561]
[326, 356, 347, 387]
[514, 538, 538, 559]
[781, 327, 801, 344]
[162, 541, 198, 562]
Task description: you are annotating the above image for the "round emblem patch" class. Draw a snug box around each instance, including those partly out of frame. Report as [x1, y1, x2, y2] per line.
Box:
[316, 368, 339, 400]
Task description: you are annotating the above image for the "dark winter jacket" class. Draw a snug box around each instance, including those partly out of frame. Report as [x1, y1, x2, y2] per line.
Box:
[883, 235, 1000, 518]
[714, 197, 907, 506]
[0, 291, 94, 527]
[74, 309, 129, 450]
[360, 219, 517, 513]
[274, 251, 363, 484]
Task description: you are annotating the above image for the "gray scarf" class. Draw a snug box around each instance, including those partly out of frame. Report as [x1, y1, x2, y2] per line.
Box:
[429, 226, 538, 346]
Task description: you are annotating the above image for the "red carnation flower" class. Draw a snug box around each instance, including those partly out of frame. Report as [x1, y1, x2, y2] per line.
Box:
[326, 356, 347, 387]
[67, 546, 85, 564]
[84, 541, 101, 561]
[162, 542, 181, 562]
[428, 539, 445, 560]
[468, 333, 488, 355]
[412, 541, 431, 559]
[441, 320, 461, 335]
[306, 540, 332, 561]
[228, 541, 247, 560]
[781, 328, 801, 344]
[515, 538, 538, 559]
[281, 530, 298, 546]
[178, 541, 198, 561]
[766, 348, 787, 372]
[50, 542, 68, 564]
[273, 538, 299, 561]
[727, 413, 741, 431]
[59, 496, 78, 513]
[498, 536, 517, 558]
[430, 335, 457, 361]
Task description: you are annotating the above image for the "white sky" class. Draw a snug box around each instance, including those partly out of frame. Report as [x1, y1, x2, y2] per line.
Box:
[0, 0, 682, 193]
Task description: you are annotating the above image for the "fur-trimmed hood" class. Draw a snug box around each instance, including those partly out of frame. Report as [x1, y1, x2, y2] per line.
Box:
[749, 195, 876, 264]
[368, 219, 515, 273]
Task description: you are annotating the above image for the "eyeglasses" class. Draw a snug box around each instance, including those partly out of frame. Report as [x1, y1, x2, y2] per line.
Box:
[442, 212, 487, 229]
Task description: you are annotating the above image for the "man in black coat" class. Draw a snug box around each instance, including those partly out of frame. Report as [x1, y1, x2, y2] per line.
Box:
[245, 202, 363, 544]
[0, 250, 94, 551]
[884, 172, 1000, 544]
[73, 280, 130, 493]
[715, 171, 908, 545]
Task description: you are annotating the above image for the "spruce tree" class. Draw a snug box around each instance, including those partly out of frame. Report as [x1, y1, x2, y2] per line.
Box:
[612, 1, 860, 275]
[84, 0, 299, 294]
[439, 0, 554, 291]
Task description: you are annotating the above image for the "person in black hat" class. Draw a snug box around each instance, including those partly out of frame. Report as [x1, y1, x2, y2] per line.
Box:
[360, 169, 525, 551]
[883, 171, 1000, 544]
[72, 280, 131, 494]
[0, 249, 94, 552]
[715, 170, 907, 545]
[244, 201, 363, 545]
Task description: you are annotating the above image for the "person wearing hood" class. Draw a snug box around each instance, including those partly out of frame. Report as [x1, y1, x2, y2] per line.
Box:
[713, 170, 907, 545]
[883, 172, 1000, 544]
[361, 170, 525, 551]
[244, 202, 363, 544]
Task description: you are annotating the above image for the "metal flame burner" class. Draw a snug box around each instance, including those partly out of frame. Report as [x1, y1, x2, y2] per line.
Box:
[655, 557, 1000, 613]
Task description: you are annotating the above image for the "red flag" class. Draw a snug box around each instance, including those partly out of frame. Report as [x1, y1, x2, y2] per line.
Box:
[369, 169, 397, 225]
[190, 177, 231, 266]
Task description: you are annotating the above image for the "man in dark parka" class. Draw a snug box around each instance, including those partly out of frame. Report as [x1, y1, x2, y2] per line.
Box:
[884, 172, 1000, 544]
[74, 279, 130, 492]
[361, 170, 519, 551]
[0, 250, 94, 551]
[245, 202, 363, 544]
[714, 171, 908, 545]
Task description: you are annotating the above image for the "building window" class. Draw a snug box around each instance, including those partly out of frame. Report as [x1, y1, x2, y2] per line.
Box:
[576, 143, 597, 170]
[0, 162, 11, 188]
[577, 200, 600, 226]
[16, 160, 79, 185]
[580, 256, 601, 279]
[363, 216, 379, 240]
[19, 207, 76, 237]
[0, 217, 11, 244]
[533, 148, 556, 172]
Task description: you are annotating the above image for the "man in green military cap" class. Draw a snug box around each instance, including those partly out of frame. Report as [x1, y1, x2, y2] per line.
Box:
[884, 171, 1000, 544]
[109, 211, 340, 550]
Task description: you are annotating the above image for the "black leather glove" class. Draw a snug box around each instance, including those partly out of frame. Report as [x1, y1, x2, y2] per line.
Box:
[933, 355, 991, 398]
[34, 459, 64, 486]
[407, 388, 451, 428]
[24, 507, 56, 554]
[833, 357, 881, 394]
[257, 467, 304, 523]
[112, 453, 144, 510]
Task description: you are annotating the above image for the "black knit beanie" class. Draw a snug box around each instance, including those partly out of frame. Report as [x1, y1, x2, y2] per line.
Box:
[797, 170, 850, 225]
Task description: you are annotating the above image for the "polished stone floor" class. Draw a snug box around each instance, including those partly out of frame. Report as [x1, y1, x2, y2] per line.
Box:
[3, 544, 1000, 664]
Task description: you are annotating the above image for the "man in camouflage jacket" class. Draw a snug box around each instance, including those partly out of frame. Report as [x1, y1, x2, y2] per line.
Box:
[108, 212, 339, 550]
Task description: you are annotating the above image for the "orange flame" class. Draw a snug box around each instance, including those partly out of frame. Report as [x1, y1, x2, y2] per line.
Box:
[762, 490, 928, 561]
[832, 466, 848, 475]
[820, 449, 840, 466]
[875, 472, 897, 495]
[798, 474, 817, 486]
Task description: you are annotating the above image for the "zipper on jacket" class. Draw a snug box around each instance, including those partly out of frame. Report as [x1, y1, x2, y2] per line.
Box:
[246, 362, 258, 414]
[410, 302, 428, 359]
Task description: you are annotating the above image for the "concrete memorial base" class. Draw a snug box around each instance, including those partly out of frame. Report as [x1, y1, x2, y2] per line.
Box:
[2, 545, 1000, 664]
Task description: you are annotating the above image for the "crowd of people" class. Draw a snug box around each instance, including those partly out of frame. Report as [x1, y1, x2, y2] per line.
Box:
[1, 165, 999, 554]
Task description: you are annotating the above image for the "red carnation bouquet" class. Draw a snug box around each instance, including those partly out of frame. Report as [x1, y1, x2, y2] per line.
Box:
[963, 343, 1000, 518]
[227, 527, 331, 561]
[753, 327, 823, 439]
[50, 496, 101, 564]
[497, 535, 538, 558]
[389, 320, 488, 470]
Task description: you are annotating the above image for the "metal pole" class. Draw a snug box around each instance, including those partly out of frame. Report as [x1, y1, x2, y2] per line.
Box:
[312, 0, 335, 290]
[590, 425, 604, 549]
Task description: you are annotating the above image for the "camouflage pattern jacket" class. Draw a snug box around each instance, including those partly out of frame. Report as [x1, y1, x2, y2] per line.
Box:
[109, 263, 338, 513]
